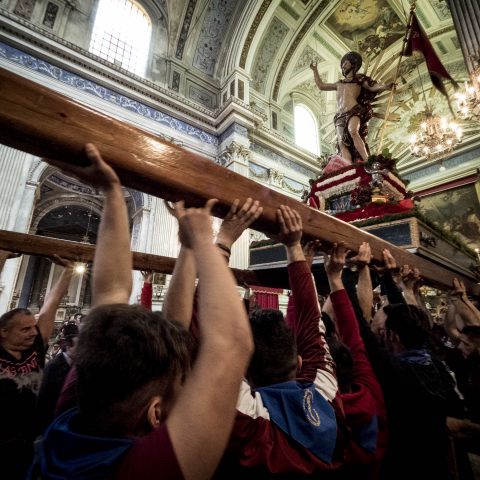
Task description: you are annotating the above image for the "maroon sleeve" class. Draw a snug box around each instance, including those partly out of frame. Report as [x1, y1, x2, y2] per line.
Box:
[287, 261, 333, 382]
[115, 424, 184, 479]
[330, 289, 385, 411]
[140, 282, 152, 311]
[285, 293, 296, 330]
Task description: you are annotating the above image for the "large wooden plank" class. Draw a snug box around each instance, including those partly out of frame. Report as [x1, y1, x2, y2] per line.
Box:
[0, 230, 258, 286]
[0, 250, 10, 276]
[0, 67, 478, 294]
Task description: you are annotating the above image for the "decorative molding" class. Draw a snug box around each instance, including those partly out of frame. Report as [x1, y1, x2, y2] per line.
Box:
[314, 31, 341, 60]
[0, 10, 222, 120]
[42, 2, 58, 29]
[252, 16, 289, 94]
[0, 42, 219, 145]
[295, 79, 326, 107]
[251, 143, 316, 177]
[216, 141, 251, 166]
[273, 0, 329, 100]
[292, 45, 324, 77]
[47, 173, 100, 196]
[240, 0, 273, 69]
[189, 83, 216, 109]
[13, 0, 36, 20]
[175, 0, 197, 60]
[404, 147, 480, 182]
[193, 0, 237, 76]
[249, 162, 305, 194]
[30, 197, 103, 234]
[219, 122, 249, 144]
[171, 70, 180, 92]
[279, 1, 299, 21]
[249, 162, 269, 180]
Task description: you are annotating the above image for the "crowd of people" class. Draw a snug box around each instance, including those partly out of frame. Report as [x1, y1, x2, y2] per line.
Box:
[1, 143, 479, 479]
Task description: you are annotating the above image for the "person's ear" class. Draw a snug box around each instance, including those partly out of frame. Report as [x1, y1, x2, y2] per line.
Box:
[297, 355, 303, 372]
[146, 396, 162, 429]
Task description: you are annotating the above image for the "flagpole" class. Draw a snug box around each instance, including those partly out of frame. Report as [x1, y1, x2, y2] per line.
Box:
[376, 1, 417, 154]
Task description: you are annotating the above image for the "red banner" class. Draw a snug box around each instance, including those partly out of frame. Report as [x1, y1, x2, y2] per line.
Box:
[404, 14, 457, 101]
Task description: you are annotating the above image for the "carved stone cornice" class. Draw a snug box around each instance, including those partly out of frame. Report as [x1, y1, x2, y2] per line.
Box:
[216, 141, 251, 166]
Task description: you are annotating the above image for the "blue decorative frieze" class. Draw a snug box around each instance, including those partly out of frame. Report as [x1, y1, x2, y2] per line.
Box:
[404, 147, 480, 182]
[218, 123, 249, 144]
[251, 143, 316, 178]
[48, 174, 99, 196]
[0, 42, 219, 146]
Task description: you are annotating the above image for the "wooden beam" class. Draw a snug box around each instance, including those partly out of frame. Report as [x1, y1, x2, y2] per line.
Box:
[0, 230, 258, 286]
[0, 67, 478, 294]
[0, 250, 10, 276]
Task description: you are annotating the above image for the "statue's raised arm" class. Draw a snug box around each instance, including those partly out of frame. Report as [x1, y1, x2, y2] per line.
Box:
[312, 52, 393, 164]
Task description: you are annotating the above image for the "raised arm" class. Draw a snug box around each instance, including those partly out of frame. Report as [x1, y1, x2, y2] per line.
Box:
[324, 244, 384, 399]
[362, 79, 394, 93]
[163, 198, 262, 331]
[277, 206, 337, 399]
[377, 249, 405, 305]
[215, 197, 263, 260]
[166, 199, 254, 480]
[444, 298, 462, 344]
[162, 201, 197, 329]
[351, 242, 374, 322]
[310, 61, 338, 91]
[139, 270, 153, 310]
[46, 143, 131, 306]
[396, 265, 420, 306]
[37, 256, 74, 343]
[450, 278, 480, 327]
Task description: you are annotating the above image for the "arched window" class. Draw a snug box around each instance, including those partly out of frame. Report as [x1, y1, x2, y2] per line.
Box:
[294, 104, 320, 156]
[89, 0, 152, 76]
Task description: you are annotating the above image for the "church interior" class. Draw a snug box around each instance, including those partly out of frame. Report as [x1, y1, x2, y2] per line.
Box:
[0, 0, 479, 317]
[2, 1, 480, 479]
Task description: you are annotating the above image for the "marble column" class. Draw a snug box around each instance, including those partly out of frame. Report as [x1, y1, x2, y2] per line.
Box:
[0, 146, 37, 312]
[216, 140, 252, 269]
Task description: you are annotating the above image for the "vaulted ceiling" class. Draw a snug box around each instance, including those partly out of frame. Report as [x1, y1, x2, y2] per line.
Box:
[168, 0, 475, 181]
[0, 0, 475, 189]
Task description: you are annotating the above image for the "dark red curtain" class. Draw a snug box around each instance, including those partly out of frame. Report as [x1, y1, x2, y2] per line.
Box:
[249, 285, 283, 311]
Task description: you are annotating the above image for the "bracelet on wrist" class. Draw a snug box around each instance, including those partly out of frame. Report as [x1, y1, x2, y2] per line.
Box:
[216, 243, 231, 255]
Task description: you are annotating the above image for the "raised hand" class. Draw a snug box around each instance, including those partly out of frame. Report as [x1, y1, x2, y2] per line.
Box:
[400, 265, 422, 292]
[450, 277, 467, 298]
[176, 199, 218, 249]
[302, 239, 322, 268]
[45, 143, 120, 190]
[276, 205, 303, 247]
[348, 241, 372, 269]
[323, 242, 351, 278]
[310, 61, 318, 70]
[382, 248, 398, 271]
[216, 198, 263, 249]
[141, 270, 153, 284]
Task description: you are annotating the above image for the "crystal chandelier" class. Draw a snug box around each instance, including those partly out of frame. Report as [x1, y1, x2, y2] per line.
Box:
[409, 107, 462, 160]
[454, 66, 480, 119]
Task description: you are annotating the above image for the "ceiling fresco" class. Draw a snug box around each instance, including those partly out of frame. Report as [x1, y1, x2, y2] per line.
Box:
[327, 0, 404, 51]
[210, 0, 474, 175]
